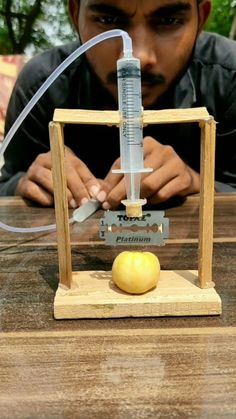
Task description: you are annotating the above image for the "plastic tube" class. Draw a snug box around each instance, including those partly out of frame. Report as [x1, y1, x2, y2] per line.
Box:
[0, 29, 132, 233]
[0, 219, 73, 233]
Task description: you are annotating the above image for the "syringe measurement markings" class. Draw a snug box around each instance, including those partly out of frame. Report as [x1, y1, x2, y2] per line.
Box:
[123, 129, 140, 138]
[122, 127, 142, 139]
[126, 144, 142, 147]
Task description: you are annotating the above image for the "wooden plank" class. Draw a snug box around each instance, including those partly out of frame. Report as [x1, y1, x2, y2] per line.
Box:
[0, 120, 4, 135]
[49, 122, 72, 289]
[198, 120, 216, 288]
[53, 107, 210, 125]
[53, 109, 120, 125]
[54, 269, 221, 319]
[143, 107, 210, 124]
[0, 194, 235, 245]
[2, 326, 236, 339]
[0, 333, 235, 418]
[0, 61, 17, 77]
[1, 192, 234, 207]
[0, 196, 35, 206]
[0, 241, 235, 332]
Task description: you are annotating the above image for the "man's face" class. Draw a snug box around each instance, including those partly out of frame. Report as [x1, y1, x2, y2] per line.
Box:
[71, 0, 210, 108]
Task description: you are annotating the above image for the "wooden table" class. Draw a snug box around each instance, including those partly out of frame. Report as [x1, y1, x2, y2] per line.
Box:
[0, 194, 235, 418]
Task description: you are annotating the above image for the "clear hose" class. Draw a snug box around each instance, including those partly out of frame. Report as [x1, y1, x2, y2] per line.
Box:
[0, 220, 70, 233]
[0, 29, 132, 233]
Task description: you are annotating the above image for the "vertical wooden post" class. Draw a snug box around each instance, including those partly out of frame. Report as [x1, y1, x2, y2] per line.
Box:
[49, 121, 72, 289]
[198, 118, 216, 288]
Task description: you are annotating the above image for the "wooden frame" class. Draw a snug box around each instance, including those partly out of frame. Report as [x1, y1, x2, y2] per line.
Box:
[49, 107, 221, 319]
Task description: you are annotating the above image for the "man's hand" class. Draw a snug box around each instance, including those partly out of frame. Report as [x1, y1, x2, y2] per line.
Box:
[15, 147, 102, 208]
[102, 136, 200, 209]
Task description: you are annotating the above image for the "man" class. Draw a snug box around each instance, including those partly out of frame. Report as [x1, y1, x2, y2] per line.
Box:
[1, 0, 235, 210]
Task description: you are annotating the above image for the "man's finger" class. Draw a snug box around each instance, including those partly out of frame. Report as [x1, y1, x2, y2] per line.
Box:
[27, 164, 54, 195]
[104, 177, 127, 209]
[16, 177, 54, 206]
[65, 155, 101, 206]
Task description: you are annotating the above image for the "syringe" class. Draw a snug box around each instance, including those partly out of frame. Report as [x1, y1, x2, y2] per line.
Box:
[113, 51, 152, 217]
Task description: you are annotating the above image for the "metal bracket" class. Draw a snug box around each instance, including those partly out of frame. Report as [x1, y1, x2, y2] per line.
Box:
[100, 210, 169, 246]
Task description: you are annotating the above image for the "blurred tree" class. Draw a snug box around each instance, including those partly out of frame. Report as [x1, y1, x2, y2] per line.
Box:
[205, 0, 236, 39]
[0, 0, 75, 55]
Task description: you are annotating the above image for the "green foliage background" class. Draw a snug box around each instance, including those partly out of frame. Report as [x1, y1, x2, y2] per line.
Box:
[0, 0, 75, 54]
[205, 0, 236, 37]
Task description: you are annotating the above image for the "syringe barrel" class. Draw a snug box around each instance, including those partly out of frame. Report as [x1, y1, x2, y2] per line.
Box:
[117, 56, 144, 172]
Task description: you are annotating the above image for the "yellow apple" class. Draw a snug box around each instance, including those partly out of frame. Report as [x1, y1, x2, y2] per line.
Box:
[112, 251, 160, 294]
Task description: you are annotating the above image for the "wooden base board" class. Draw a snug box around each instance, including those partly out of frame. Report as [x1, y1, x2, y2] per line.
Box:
[54, 270, 222, 319]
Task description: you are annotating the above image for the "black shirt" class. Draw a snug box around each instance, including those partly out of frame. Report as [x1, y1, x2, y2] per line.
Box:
[1, 31, 236, 195]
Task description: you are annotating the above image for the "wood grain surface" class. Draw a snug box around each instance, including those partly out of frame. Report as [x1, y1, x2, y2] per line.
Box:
[0, 194, 235, 418]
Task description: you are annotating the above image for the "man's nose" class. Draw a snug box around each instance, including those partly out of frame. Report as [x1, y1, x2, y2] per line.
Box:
[127, 28, 157, 70]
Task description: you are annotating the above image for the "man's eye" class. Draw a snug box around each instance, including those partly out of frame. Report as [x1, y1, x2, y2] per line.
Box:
[96, 15, 124, 25]
[156, 16, 183, 26]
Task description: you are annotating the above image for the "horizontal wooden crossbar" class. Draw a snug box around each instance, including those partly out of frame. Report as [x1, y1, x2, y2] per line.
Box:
[53, 107, 211, 126]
